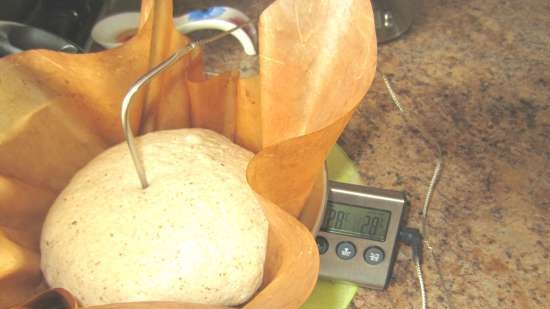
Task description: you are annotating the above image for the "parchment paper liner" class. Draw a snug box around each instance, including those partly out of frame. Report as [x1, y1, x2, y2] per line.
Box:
[0, 0, 376, 308]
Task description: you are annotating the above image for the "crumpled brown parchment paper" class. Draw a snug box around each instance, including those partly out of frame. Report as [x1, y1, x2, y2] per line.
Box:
[0, 0, 376, 308]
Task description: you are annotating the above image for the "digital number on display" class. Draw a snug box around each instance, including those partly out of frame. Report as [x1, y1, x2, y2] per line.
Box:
[321, 202, 391, 242]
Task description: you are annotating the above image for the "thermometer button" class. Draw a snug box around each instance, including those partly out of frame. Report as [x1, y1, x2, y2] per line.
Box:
[316, 236, 329, 254]
[364, 246, 385, 265]
[336, 241, 356, 260]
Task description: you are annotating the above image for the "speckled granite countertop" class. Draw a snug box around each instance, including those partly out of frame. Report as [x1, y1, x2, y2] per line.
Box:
[342, 1, 549, 308]
[197, 0, 549, 308]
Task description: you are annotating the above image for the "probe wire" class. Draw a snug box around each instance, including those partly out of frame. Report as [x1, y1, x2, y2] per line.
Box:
[381, 72, 451, 309]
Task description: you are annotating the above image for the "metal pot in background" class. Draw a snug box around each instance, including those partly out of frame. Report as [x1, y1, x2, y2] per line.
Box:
[372, 0, 417, 43]
[0, 21, 80, 57]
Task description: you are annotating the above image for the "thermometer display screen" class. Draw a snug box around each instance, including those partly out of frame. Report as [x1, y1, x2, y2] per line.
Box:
[321, 201, 391, 242]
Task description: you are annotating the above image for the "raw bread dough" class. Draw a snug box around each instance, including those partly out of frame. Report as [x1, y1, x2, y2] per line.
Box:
[40, 129, 268, 306]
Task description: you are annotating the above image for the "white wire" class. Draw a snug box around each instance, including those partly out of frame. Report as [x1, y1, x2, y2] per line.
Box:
[382, 74, 405, 113]
[415, 257, 427, 309]
[381, 72, 444, 309]
[422, 158, 442, 236]
[382, 74, 443, 235]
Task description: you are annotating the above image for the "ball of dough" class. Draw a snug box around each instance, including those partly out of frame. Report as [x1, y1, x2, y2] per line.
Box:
[40, 129, 268, 306]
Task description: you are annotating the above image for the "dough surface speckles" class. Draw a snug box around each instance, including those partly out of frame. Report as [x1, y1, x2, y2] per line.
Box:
[40, 129, 268, 306]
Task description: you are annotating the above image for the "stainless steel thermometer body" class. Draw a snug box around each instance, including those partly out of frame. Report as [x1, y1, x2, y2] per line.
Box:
[317, 181, 408, 289]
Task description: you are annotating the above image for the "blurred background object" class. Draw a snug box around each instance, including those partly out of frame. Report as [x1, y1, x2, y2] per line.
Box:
[0, 21, 80, 56]
[372, 0, 417, 43]
[0, 0, 103, 51]
[0, 0, 418, 57]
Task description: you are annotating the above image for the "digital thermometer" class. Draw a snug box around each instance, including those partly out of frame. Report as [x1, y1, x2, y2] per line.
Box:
[316, 181, 408, 289]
